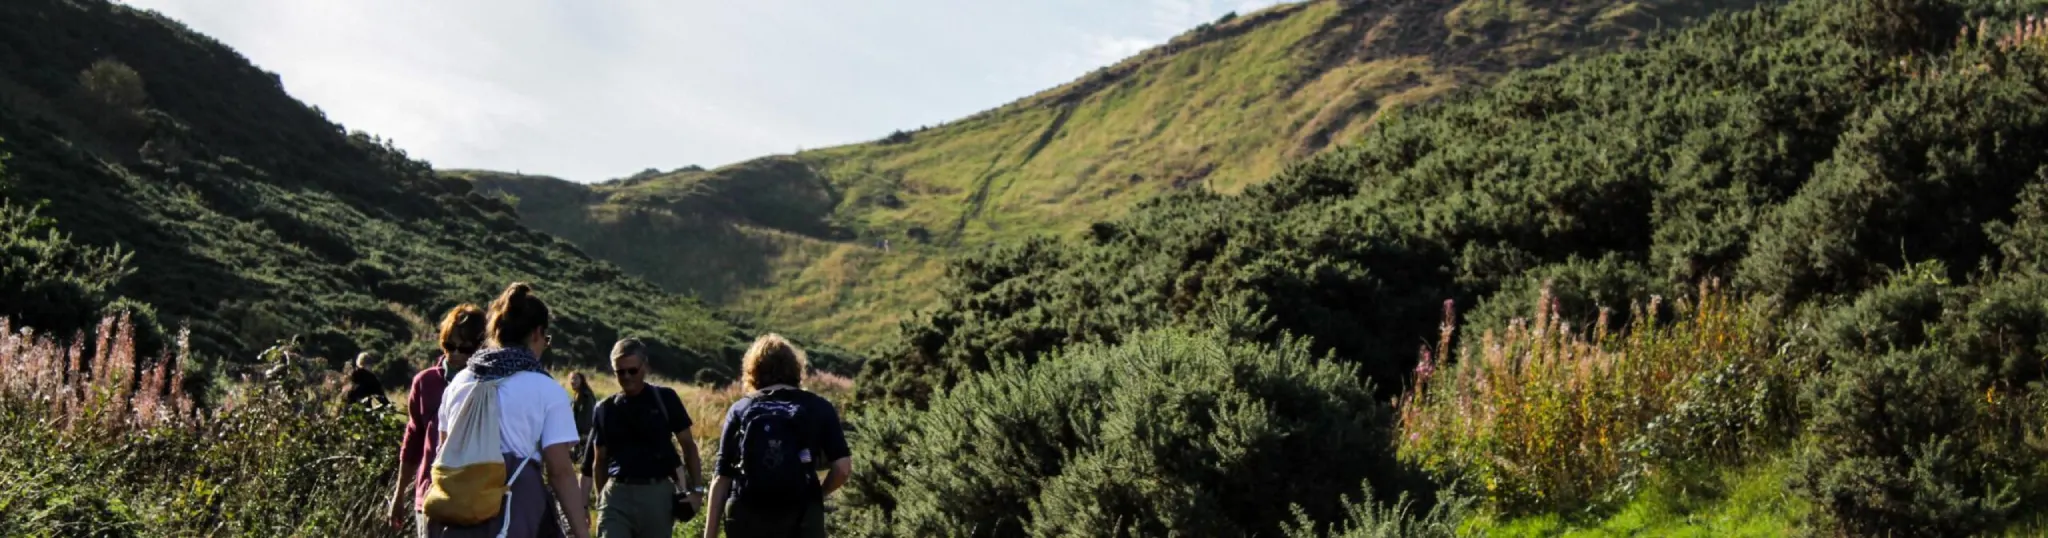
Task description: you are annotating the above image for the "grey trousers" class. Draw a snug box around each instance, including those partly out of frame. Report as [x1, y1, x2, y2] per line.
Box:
[596, 481, 675, 538]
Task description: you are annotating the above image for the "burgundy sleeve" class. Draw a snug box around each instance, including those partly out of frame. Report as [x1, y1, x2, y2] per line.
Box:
[397, 372, 429, 479]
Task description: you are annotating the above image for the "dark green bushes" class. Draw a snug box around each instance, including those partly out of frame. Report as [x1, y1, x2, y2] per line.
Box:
[852, 0, 2048, 533]
[840, 328, 1405, 537]
[1791, 266, 2048, 536]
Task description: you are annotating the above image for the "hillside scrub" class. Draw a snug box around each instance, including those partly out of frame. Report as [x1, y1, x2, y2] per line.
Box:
[860, 0, 2048, 408]
[0, 0, 792, 388]
[836, 328, 1412, 537]
[847, 0, 2048, 534]
[471, 0, 1764, 351]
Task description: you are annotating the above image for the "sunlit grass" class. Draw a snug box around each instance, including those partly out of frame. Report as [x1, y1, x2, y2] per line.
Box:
[1461, 456, 1813, 537]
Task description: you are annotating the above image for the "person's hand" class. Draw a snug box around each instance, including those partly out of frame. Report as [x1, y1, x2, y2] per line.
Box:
[384, 496, 408, 530]
[683, 492, 704, 511]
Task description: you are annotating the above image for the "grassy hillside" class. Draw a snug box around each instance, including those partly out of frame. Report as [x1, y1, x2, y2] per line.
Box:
[469, 0, 1763, 351]
[0, 0, 827, 386]
[842, 0, 2048, 534]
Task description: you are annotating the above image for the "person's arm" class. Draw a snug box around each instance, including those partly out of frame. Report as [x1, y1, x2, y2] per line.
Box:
[385, 374, 429, 526]
[703, 475, 732, 538]
[705, 402, 744, 538]
[663, 388, 705, 494]
[591, 444, 609, 498]
[816, 397, 855, 498]
[543, 443, 592, 538]
[589, 402, 609, 497]
[676, 433, 705, 490]
[822, 456, 853, 497]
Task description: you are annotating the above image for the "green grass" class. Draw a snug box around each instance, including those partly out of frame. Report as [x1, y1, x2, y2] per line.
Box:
[1463, 457, 1814, 537]
[465, 0, 1761, 352]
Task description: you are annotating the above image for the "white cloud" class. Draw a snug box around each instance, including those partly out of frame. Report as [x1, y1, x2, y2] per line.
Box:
[1088, 35, 1159, 66]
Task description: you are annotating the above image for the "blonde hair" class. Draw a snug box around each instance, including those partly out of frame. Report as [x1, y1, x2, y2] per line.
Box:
[740, 334, 807, 392]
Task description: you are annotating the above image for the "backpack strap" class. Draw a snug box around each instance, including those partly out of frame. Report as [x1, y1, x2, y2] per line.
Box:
[496, 454, 538, 538]
[649, 384, 673, 426]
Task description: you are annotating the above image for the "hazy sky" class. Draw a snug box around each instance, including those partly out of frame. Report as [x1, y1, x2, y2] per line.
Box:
[117, 0, 1283, 182]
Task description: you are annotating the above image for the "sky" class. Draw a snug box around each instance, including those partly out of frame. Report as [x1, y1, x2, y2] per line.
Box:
[117, 0, 1285, 183]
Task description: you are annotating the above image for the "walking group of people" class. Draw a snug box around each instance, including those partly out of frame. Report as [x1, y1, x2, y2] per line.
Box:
[382, 282, 853, 538]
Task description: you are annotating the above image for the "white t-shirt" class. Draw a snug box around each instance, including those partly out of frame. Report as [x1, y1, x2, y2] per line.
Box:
[439, 370, 579, 461]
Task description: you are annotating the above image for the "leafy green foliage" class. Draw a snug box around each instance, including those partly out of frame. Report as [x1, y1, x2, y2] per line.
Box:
[836, 328, 1403, 537]
[1283, 486, 1471, 538]
[1790, 266, 2048, 536]
[0, 199, 134, 340]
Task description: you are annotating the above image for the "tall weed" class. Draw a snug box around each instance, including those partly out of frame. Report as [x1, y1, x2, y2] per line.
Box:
[1397, 282, 1804, 513]
[0, 314, 402, 537]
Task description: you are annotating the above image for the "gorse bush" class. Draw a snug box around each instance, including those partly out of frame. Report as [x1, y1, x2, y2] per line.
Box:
[859, 0, 2048, 412]
[1283, 486, 1471, 538]
[838, 328, 1404, 537]
[0, 315, 401, 536]
[1791, 265, 2048, 537]
[1397, 282, 1801, 513]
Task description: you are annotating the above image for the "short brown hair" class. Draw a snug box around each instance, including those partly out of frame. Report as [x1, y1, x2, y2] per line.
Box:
[486, 282, 550, 347]
[741, 334, 807, 392]
[438, 304, 487, 357]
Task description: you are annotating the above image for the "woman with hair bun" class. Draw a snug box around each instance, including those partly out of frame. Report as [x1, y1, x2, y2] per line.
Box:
[429, 283, 592, 538]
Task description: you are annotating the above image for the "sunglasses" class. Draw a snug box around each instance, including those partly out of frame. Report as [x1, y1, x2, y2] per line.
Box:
[613, 366, 642, 377]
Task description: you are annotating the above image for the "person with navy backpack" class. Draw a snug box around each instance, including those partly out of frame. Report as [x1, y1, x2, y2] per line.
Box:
[703, 334, 852, 538]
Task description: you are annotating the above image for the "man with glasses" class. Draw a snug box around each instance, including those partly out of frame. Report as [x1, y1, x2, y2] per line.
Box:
[589, 338, 706, 537]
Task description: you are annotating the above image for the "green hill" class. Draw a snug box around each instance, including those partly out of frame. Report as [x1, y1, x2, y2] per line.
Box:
[467, 0, 1767, 351]
[0, 0, 831, 385]
[841, 0, 2048, 534]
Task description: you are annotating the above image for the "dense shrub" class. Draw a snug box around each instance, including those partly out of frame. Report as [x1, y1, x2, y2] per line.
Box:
[862, 0, 2048, 410]
[839, 328, 1404, 537]
[0, 200, 133, 340]
[1792, 266, 2048, 536]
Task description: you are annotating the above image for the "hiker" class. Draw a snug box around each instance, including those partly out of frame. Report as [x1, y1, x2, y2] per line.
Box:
[570, 372, 598, 461]
[590, 338, 706, 537]
[703, 335, 852, 538]
[569, 371, 600, 502]
[427, 283, 592, 538]
[387, 304, 488, 535]
[344, 351, 392, 408]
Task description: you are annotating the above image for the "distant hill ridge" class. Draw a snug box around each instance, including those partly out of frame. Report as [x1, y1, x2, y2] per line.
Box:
[468, 0, 1769, 351]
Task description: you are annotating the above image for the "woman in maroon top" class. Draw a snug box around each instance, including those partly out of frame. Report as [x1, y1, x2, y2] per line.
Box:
[386, 304, 488, 535]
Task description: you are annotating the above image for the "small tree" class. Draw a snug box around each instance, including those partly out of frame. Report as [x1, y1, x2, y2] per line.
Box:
[75, 59, 149, 142]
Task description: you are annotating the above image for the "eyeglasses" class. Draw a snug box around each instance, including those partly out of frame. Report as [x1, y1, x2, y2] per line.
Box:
[613, 367, 642, 377]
